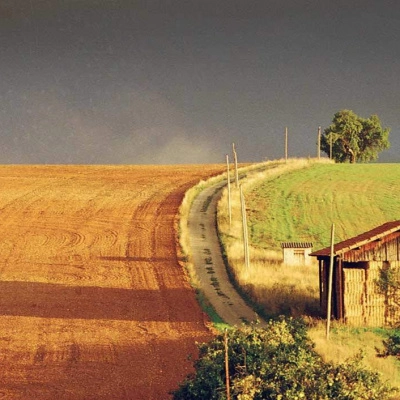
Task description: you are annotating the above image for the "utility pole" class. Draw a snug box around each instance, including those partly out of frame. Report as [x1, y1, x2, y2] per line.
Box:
[326, 223, 335, 340]
[240, 185, 250, 271]
[330, 135, 333, 160]
[317, 126, 321, 159]
[224, 329, 231, 400]
[285, 127, 288, 162]
[226, 154, 232, 229]
[232, 143, 239, 188]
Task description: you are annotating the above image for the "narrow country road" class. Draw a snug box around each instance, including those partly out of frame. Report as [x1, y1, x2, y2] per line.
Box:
[188, 179, 267, 327]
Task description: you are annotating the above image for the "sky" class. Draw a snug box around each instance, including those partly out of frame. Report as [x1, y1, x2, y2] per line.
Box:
[1, 0, 399, 164]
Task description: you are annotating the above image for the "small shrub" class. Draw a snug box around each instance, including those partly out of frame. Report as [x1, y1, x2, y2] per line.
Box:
[376, 329, 400, 359]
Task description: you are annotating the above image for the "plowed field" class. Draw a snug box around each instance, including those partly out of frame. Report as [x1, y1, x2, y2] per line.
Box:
[0, 164, 225, 400]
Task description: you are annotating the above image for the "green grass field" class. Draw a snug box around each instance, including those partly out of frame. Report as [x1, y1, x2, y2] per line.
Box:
[246, 163, 400, 252]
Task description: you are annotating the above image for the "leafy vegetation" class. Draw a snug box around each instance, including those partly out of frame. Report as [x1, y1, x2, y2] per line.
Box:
[376, 264, 400, 321]
[377, 330, 400, 359]
[173, 318, 396, 399]
[376, 265, 400, 358]
[321, 109, 390, 163]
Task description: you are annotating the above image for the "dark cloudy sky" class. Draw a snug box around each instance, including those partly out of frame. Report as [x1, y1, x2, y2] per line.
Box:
[1, 0, 399, 164]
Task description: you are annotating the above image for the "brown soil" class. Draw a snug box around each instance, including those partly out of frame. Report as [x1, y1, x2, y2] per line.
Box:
[0, 164, 225, 400]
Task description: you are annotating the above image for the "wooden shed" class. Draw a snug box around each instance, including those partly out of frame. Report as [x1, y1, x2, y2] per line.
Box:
[310, 220, 400, 326]
[281, 242, 313, 266]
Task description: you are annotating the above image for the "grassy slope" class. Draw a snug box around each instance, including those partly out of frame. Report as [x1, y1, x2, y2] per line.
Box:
[247, 163, 400, 251]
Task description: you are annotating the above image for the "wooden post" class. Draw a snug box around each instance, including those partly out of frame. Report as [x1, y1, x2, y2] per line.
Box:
[317, 126, 321, 159]
[240, 185, 250, 271]
[285, 127, 288, 162]
[330, 135, 333, 160]
[319, 260, 323, 308]
[226, 154, 232, 229]
[336, 257, 343, 320]
[224, 329, 231, 400]
[326, 223, 335, 340]
[233, 143, 239, 188]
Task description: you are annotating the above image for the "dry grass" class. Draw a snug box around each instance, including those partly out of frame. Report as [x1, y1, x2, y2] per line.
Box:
[309, 322, 400, 395]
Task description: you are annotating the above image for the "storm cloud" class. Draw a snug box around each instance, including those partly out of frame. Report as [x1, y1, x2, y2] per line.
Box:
[1, 0, 399, 164]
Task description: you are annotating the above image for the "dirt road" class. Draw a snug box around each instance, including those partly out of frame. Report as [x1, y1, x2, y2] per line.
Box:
[0, 165, 225, 400]
[188, 179, 266, 326]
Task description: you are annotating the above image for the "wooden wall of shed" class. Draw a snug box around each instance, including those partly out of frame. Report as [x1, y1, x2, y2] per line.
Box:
[342, 233, 400, 263]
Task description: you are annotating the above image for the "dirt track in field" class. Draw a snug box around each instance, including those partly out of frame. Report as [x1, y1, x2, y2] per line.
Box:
[0, 164, 225, 400]
[188, 180, 266, 327]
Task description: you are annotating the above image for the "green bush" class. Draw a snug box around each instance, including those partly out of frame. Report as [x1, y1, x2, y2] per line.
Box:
[377, 329, 400, 359]
[172, 318, 395, 400]
[375, 264, 400, 358]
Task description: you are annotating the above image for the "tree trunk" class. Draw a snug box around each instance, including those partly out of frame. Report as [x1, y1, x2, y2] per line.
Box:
[348, 148, 356, 163]
[343, 142, 356, 163]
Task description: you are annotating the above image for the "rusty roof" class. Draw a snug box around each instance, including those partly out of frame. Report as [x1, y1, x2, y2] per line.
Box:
[281, 242, 313, 249]
[310, 220, 400, 257]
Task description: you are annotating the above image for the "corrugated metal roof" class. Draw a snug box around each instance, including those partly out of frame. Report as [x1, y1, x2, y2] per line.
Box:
[310, 220, 400, 257]
[281, 242, 313, 249]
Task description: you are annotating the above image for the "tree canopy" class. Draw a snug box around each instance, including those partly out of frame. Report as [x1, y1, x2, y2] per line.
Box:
[321, 110, 390, 163]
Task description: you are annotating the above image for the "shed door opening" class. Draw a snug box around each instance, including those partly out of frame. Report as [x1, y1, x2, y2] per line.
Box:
[293, 249, 305, 265]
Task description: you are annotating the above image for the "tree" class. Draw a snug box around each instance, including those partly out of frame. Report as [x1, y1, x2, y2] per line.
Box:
[172, 318, 395, 399]
[321, 110, 390, 163]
